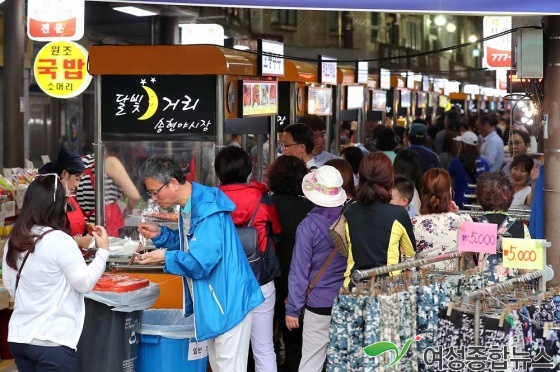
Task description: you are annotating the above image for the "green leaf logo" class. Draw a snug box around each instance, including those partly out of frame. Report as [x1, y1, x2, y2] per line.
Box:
[364, 335, 422, 368]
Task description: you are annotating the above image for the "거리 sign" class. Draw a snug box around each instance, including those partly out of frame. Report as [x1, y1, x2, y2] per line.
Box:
[33, 41, 92, 99]
[27, 0, 85, 41]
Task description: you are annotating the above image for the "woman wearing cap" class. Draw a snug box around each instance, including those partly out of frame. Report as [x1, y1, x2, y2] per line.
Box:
[343, 152, 415, 287]
[447, 131, 489, 209]
[39, 148, 94, 249]
[285, 165, 347, 372]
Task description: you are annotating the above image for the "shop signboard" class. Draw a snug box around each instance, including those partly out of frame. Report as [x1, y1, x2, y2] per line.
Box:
[307, 86, 332, 116]
[416, 92, 425, 108]
[400, 90, 411, 108]
[240, 80, 279, 117]
[356, 61, 369, 84]
[318, 55, 337, 85]
[346, 85, 364, 109]
[483, 16, 512, 69]
[28, 0, 84, 41]
[379, 69, 391, 90]
[257, 39, 284, 77]
[109, 0, 560, 14]
[101, 75, 217, 141]
[33, 41, 92, 99]
[371, 90, 387, 111]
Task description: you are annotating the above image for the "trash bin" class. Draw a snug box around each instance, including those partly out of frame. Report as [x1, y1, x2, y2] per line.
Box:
[139, 309, 208, 372]
[77, 274, 160, 372]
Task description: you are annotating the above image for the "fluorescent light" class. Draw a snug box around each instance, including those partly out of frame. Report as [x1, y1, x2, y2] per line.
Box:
[233, 45, 250, 50]
[113, 6, 158, 17]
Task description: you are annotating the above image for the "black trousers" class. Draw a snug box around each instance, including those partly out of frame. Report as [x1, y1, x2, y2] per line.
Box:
[9, 342, 77, 372]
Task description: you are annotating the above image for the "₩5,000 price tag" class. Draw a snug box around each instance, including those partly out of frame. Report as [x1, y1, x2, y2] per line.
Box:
[502, 238, 545, 270]
[457, 221, 498, 254]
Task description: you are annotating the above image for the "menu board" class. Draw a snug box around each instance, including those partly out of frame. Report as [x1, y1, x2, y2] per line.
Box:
[346, 85, 364, 109]
[101, 75, 217, 141]
[417, 92, 425, 108]
[240, 80, 279, 117]
[400, 89, 411, 108]
[371, 90, 387, 111]
[308, 86, 332, 116]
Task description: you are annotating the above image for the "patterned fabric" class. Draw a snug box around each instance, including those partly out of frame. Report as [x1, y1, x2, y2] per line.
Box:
[412, 212, 474, 271]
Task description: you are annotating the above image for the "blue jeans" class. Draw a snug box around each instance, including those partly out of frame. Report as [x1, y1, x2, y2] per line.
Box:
[9, 342, 77, 372]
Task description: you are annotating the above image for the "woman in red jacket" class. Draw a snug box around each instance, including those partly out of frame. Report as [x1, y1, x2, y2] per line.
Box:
[215, 146, 282, 372]
[39, 148, 94, 250]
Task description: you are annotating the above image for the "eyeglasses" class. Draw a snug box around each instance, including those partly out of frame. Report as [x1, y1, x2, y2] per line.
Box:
[146, 182, 168, 198]
[281, 143, 300, 151]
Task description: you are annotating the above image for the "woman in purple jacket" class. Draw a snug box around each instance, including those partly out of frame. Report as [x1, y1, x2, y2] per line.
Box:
[285, 165, 347, 372]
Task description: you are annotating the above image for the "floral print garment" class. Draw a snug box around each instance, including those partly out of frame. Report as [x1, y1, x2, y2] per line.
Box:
[412, 212, 474, 271]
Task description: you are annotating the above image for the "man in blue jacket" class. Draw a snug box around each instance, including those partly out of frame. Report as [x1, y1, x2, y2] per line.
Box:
[136, 155, 264, 371]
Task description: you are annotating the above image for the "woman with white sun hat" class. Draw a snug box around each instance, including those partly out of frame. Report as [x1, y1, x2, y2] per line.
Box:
[284, 165, 347, 372]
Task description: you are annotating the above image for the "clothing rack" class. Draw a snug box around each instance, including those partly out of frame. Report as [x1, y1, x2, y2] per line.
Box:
[462, 266, 554, 346]
[459, 205, 532, 222]
[351, 251, 464, 281]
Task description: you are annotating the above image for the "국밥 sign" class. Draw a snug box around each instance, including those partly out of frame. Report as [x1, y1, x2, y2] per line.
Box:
[33, 41, 92, 99]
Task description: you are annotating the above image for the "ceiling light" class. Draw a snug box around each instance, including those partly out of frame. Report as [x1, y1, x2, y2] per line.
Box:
[468, 35, 478, 43]
[233, 45, 250, 50]
[445, 23, 456, 33]
[113, 6, 158, 17]
[434, 15, 446, 27]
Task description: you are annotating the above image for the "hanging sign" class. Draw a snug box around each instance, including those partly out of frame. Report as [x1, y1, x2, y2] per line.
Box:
[308, 86, 332, 116]
[458, 221, 498, 254]
[318, 55, 337, 85]
[502, 238, 546, 270]
[240, 80, 278, 117]
[28, 0, 85, 41]
[356, 61, 369, 84]
[257, 39, 284, 77]
[371, 90, 387, 111]
[101, 75, 217, 141]
[346, 85, 364, 109]
[379, 69, 391, 90]
[483, 16, 512, 69]
[33, 41, 92, 99]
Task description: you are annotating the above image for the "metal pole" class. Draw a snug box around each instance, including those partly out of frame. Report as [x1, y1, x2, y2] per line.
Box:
[215, 75, 225, 186]
[269, 116, 277, 164]
[289, 82, 297, 125]
[473, 298, 481, 346]
[544, 16, 560, 286]
[333, 85, 342, 155]
[94, 76, 105, 227]
[325, 115, 332, 154]
[256, 134, 263, 182]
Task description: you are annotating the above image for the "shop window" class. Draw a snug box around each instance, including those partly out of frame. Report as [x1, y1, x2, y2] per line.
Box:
[272, 10, 297, 27]
[370, 13, 380, 42]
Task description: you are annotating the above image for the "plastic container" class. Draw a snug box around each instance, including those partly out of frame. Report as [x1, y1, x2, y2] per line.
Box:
[77, 299, 142, 372]
[138, 309, 208, 372]
[93, 274, 149, 293]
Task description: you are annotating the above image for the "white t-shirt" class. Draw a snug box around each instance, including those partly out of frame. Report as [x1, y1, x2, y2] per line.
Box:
[511, 186, 531, 206]
[2, 227, 109, 350]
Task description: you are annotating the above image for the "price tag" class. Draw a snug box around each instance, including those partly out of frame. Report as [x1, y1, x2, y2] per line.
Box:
[457, 221, 498, 254]
[502, 238, 545, 270]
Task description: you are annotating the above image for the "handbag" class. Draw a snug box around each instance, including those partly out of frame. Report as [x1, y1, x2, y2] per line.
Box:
[327, 200, 354, 257]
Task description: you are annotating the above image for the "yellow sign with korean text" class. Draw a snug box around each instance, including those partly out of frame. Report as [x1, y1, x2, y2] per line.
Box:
[33, 41, 92, 99]
[502, 238, 545, 270]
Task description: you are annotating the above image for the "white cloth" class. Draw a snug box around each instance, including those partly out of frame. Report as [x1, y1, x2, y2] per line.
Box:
[512, 186, 531, 206]
[2, 227, 109, 350]
[411, 188, 421, 214]
[480, 131, 505, 172]
[251, 281, 277, 372]
[412, 213, 473, 271]
[306, 158, 317, 170]
[207, 310, 253, 372]
[313, 151, 339, 168]
[299, 310, 331, 372]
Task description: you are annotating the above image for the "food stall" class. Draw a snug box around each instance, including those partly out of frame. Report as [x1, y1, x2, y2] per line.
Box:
[88, 44, 277, 309]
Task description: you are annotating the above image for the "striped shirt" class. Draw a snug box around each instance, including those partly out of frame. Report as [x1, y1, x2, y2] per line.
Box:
[76, 154, 123, 222]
